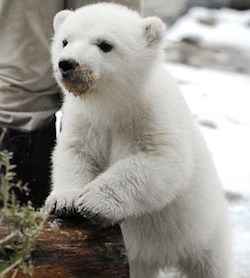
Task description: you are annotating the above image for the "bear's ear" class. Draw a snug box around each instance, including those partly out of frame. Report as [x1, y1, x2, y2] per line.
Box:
[142, 17, 166, 46]
[53, 10, 72, 33]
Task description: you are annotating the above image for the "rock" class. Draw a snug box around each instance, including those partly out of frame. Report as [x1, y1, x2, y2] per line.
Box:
[143, 0, 188, 24]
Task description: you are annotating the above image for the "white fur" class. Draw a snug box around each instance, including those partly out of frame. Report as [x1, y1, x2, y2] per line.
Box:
[46, 3, 234, 278]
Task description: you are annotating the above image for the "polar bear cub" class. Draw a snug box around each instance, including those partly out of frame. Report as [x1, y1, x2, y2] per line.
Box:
[46, 3, 233, 278]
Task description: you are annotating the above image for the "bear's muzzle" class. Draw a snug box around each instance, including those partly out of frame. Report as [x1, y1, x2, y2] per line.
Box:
[59, 59, 95, 97]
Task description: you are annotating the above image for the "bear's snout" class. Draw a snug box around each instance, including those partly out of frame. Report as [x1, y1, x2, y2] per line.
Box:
[59, 59, 79, 79]
[58, 59, 96, 97]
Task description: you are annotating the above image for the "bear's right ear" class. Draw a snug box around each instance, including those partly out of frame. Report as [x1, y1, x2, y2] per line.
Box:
[53, 10, 72, 33]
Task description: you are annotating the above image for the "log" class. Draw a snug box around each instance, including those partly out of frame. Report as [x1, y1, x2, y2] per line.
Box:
[3, 217, 129, 278]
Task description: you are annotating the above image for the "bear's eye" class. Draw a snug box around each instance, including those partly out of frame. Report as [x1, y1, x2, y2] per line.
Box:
[97, 41, 113, 53]
[62, 39, 68, 48]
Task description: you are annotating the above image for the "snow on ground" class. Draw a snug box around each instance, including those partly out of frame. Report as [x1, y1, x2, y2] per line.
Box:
[165, 7, 250, 74]
[167, 7, 250, 51]
[161, 7, 250, 278]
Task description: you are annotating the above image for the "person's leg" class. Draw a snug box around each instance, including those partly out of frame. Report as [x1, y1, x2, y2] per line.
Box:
[0, 125, 56, 208]
[0, 0, 65, 207]
[66, 0, 141, 12]
[0, 0, 65, 131]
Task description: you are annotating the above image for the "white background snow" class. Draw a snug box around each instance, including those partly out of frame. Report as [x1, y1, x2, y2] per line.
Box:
[160, 7, 250, 277]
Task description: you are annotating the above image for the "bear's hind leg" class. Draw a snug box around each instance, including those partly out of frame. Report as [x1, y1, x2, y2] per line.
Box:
[180, 250, 232, 278]
[129, 261, 159, 278]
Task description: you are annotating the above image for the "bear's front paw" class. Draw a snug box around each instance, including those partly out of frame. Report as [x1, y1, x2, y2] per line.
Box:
[75, 183, 123, 227]
[45, 190, 79, 216]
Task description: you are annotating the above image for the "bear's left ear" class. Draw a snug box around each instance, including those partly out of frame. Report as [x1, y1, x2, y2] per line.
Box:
[142, 17, 166, 46]
[53, 10, 73, 33]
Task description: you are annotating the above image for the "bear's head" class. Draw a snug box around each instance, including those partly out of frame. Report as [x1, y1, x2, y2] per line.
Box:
[51, 3, 166, 98]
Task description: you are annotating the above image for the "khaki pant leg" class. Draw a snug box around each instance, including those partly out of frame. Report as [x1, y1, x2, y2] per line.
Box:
[66, 0, 142, 12]
[0, 0, 65, 131]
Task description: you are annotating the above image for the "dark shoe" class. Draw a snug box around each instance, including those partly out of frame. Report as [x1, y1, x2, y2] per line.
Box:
[0, 120, 56, 208]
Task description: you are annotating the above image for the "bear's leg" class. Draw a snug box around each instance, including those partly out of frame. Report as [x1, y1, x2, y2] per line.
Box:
[182, 261, 230, 278]
[129, 261, 159, 278]
[180, 248, 232, 278]
[179, 222, 233, 278]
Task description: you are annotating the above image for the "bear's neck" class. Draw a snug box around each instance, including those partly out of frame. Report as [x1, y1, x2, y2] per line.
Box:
[84, 83, 151, 130]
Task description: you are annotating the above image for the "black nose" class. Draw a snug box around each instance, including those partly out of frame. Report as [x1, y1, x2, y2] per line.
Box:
[59, 59, 79, 77]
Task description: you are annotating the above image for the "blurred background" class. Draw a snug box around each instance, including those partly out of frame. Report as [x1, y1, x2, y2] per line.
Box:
[143, 0, 250, 277]
[143, 0, 250, 23]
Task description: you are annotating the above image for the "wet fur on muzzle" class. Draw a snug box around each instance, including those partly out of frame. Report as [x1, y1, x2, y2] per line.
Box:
[62, 65, 95, 97]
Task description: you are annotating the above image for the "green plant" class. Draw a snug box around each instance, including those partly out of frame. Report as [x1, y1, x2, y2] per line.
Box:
[0, 130, 48, 277]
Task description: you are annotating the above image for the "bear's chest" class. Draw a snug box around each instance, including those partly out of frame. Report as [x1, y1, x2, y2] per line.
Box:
[85, 124, 141, 168]
[109, 133, 136, 164]
[83, 114, 156, 169]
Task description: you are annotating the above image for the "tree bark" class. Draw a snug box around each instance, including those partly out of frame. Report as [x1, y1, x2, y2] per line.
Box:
[4, 217, 129, 278]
